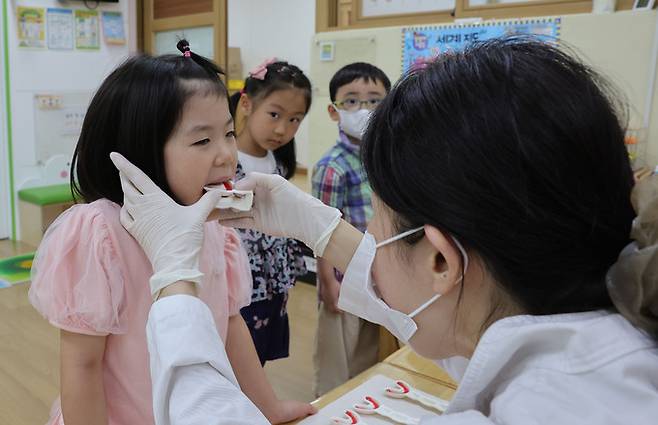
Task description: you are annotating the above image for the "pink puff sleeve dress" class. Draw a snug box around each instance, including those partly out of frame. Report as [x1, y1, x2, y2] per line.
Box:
[28, 199, 252, 425]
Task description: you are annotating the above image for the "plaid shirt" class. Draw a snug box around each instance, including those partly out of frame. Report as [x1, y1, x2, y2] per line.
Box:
[312, 131, 373, 233]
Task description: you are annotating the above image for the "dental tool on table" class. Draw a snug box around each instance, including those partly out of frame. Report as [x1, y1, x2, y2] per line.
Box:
[353, 396, 420, 425]
[385, 380, 449, 413]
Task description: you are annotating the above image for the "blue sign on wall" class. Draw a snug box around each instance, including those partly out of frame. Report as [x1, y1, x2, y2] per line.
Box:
[402, 18, 561, 73]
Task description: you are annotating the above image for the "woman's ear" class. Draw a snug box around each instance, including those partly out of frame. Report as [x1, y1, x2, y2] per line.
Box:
[240, 94, 253, 116]
[423, 225, 464, 295]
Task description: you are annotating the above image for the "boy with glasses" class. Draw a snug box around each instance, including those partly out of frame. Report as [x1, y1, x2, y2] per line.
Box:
[311, 62, 391, 396]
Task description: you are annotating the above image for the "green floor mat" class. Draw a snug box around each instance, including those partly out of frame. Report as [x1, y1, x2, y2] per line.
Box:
[0, 253, 35, 287]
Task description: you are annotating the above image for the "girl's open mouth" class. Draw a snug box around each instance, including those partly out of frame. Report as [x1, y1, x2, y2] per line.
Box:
[203, 180, 233, 194]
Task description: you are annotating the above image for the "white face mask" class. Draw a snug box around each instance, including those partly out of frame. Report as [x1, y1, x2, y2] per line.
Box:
[338, 228, 469, 344]
[338, 109, 372, 140]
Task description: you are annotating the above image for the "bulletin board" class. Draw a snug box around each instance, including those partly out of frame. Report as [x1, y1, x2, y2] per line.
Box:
[310, 37, 377, 97]
[402, 18, 560, 73]
[33, 91, 91, 164]
[3, 0, 132, 241]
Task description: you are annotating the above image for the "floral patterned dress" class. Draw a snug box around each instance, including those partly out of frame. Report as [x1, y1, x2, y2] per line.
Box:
[235, 162, 307, 364]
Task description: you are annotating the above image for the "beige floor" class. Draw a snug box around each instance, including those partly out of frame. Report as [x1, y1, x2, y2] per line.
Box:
[264, 282, 319, 402]
[0, 239, 319, 425]
[0, 239, 35, 258]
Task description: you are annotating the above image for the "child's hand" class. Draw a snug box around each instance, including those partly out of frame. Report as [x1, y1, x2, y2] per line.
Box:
[270, 399, 317, 424]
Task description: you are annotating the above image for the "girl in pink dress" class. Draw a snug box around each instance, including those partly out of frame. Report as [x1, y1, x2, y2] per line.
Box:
[28, 40, 315, 425]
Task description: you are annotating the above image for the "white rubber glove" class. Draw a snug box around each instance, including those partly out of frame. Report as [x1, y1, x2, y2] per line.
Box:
[221, 172, 341, 257]
[109, 152, 225, 300]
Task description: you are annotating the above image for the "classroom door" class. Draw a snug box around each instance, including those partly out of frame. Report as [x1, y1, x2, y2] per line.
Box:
[143, 0, 227, 71]
[0, 10, 10, 240]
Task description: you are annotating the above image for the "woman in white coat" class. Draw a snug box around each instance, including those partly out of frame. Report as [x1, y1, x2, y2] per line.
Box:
[113, 38, 658, 424]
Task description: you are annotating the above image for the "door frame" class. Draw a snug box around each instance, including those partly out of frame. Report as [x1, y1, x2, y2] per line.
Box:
[142, 0, 228, 72]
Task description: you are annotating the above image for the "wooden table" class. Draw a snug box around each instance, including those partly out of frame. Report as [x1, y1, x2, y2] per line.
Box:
[383, 346, 457, 390]
[287, 347, 457, 424]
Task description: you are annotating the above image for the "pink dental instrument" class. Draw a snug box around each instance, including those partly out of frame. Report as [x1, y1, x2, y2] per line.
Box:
[385, 380, 449, 413]
[354, 396, 420, 425]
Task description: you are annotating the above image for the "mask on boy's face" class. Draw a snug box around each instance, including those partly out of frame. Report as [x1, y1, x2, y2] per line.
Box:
[338, 109, 372, 140]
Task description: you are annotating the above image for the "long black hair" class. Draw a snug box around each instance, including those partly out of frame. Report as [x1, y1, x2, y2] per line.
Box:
[363, 38, 635, 317]
[228, 61, 312, 179]
[71, 39, 227, 204]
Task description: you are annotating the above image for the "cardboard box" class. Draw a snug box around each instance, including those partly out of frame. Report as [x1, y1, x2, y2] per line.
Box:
[227, 47, 243, 81]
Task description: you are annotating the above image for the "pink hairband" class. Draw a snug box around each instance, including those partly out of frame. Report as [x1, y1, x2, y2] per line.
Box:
[248, 57, 277, 80]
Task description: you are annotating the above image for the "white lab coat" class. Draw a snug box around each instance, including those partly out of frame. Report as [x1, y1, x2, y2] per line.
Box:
[147, 296, 658, 425]
[146, 295, 269, 425]
[430, 310, 658, 424]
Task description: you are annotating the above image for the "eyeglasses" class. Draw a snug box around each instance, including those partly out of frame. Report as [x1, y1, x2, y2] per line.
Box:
[332, 98, 383, 112]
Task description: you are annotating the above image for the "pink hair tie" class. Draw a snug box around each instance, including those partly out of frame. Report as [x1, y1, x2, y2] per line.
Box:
[183, 50, 191, 58]
[248, 57, 277, 80]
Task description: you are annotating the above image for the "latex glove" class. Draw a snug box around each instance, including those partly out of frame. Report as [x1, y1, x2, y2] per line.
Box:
[221, 172, 341, 257]
[109, 152, 225, 300]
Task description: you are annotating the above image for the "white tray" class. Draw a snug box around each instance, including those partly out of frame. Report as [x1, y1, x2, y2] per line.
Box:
[298, 374, 442, 424]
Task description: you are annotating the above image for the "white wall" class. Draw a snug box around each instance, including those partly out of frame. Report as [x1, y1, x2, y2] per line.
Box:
[3, 0, 137, 240]
[226, 3, 658, 174]
[228, 0, 316, 166]
[0, 5, 9, 239]
[308, 10, 658, 170]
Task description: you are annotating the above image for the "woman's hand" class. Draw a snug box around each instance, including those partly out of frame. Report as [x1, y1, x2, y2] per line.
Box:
[221, 172, 342, 257]
[109, 152, 224, 299]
